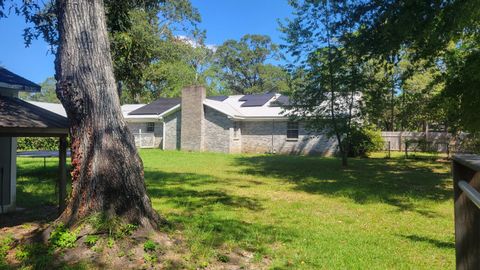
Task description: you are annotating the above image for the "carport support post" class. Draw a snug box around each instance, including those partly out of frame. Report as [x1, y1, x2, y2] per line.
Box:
[59, 136, 67, 214]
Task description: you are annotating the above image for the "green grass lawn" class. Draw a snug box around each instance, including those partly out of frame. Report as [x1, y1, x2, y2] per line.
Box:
[15, 150, 454, 269]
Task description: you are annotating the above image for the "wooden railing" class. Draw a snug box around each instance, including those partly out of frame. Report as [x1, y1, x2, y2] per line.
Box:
[453, 155, 480, 270]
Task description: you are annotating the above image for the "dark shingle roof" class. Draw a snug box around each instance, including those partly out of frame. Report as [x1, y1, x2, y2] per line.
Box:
[129, 98, 181, 115]
[0, 96, 69, 136]
[0, 67, 41, 92]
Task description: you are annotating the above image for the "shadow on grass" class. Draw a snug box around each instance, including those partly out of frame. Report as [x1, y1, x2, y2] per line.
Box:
[144, 170, 264, 212]
[144, 170, 290, 254]
[234, 155, 452, 216]
[401, 234, 455, 249]
[15, 159, 72, 209]
[1, 162, 61, 228]
[167, 212, 295, 253]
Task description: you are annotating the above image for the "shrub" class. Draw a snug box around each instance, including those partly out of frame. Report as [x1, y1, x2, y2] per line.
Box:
[17, 137, 59, 151]
[49, 224, 77, 249]
[0, 235, 14, 267]
[143, 253, 158, 264]
[14, 243, 55, 269]
[347, 125, 384, 157]
[143, 240, 157, 252]
[84, 235, 99, 247]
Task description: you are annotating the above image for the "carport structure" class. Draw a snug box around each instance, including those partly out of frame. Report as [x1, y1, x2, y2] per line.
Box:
[0, 67, 69, 215]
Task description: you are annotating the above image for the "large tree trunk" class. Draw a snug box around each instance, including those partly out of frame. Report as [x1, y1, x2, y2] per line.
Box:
[54, 0, 160, 229]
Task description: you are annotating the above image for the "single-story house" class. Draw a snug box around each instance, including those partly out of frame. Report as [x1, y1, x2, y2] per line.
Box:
[125, 86, 338, 155]
[27, 86, 339, 155]
[0, 67, 69, 214]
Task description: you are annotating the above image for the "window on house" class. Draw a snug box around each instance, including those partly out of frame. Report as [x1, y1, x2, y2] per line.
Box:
[233, 122, 240, 140]
[146, 122, 155, 132]
[287, 121, 299, 140]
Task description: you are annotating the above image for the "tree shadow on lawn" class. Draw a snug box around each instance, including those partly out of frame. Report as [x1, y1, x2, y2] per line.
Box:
[234, 155, 452, 216]
[144, 170, 264, 212]
[143, 170, 294, 258]
[166, 211, 296, 255]
[400, 234, 455, 249]
[0, 163, 60, 228]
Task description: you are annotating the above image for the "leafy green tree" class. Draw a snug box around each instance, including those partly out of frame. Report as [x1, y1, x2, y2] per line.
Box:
[111, 7, 204, 103]
[2, 0, 202, 103]
[352, 0, 480, 132]
[213, 34, 290, 94]
[362, 52, 446, 133]
[282, 0, 368, 166]
[442, 37, 480, 132]
[19, 77, 60, 103]
[360, 56, 400, 132]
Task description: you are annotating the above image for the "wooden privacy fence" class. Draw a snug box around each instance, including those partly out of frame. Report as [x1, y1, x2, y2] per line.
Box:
[452, 155, 480, 269]
[382, 131, 452, 152]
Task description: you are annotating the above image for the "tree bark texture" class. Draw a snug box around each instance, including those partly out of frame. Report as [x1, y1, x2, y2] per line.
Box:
[55, 0, 160, 228]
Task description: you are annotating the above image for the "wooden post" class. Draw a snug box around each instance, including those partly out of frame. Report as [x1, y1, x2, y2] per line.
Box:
[59, 136, 67, 214]
[388, 141, 391, 159]
[453, 155, 480, 269]
[405, 141, 408, 159]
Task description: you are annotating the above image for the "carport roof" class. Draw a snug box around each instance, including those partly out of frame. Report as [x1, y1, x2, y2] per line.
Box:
[0, 96, 69, 137]
[0, 67, 41, 92]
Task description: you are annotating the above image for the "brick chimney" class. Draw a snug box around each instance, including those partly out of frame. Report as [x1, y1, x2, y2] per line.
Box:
[181, 86, 206, 151]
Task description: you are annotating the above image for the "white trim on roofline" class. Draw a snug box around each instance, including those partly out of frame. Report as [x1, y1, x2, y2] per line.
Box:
[124, 115, 163, 122]
[125, 101, 291, 122]
[229, 116, 289, 121]
[159, 104, 181, 117]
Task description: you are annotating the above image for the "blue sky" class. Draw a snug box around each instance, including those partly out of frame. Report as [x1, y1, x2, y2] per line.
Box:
[0, 0, 293, 84]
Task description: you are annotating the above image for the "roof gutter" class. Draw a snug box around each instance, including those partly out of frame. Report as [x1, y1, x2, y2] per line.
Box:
[158, 104, 181, 118]
[227, 116, 289, 121]
[0, 82, 40, 92]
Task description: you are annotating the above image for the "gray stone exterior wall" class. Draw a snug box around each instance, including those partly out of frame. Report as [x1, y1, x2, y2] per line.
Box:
[204, 107, 232, 153]
[241, 120, 338, 155]
[125, 116, 337, 155]
[164, 110, 181, 150]
[124, 89, 338, 155]
[181, 86, 205, 151]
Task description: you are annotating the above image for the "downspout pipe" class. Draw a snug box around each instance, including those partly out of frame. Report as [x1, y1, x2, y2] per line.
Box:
[162, 121, 166, 150]
[271, 120, 275, 154]
[158, 114, 165, 150]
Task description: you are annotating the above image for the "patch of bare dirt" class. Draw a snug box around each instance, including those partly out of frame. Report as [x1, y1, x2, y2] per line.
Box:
[1, 208, 271, 269]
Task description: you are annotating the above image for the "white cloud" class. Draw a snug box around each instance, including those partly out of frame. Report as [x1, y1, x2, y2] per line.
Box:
[175, 35, 217, 52]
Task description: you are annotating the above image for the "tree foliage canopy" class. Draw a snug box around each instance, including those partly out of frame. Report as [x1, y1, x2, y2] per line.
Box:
[213, 34, 291, 94]
[352, 0, 480, 132]
[282, 0, 368, 166]
[0, 0, 204, 103]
